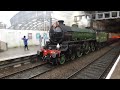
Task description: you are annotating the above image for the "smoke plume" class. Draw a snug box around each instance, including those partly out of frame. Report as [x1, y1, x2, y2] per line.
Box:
[51, 11, 91, 28]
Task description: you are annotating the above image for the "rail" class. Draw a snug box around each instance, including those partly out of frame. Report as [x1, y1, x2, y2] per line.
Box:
[0, 53, 37, 69]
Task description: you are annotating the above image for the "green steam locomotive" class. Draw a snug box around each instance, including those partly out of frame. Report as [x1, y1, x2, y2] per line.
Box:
[37, 20, 108, 65]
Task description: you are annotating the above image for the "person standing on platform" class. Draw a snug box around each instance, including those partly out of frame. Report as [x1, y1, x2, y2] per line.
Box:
[22, 36, 29, 51]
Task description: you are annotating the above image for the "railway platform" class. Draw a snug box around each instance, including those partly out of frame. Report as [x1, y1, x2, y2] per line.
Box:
[0, 45, 40, 62]
[106, 54, 120, 79]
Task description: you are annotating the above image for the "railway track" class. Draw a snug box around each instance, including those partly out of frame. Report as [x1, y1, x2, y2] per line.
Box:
[29, 65, 57, 79]
[1, 62, 54, 79]
[0, 54, 37, 69]
[66, 46, 120, 79]
[1, 40, 119, 79]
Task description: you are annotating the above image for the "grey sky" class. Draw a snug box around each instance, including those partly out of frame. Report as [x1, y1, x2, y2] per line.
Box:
[0, 11, 19, 28]
[0, 11, 90, 28]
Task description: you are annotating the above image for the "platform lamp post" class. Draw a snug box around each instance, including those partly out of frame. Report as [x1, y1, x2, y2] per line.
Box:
[49, 12, 52, 31]
[39, 34, 42, 49]
[43, 11, 45, 31]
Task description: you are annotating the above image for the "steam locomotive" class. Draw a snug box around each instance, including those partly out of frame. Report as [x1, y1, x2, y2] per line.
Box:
[37, 20, 108, 65]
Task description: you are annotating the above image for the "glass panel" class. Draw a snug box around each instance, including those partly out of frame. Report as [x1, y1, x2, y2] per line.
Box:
[105, 13, 110, 18]
[92, 14, 95, 19]
[112, 12, 117, 17]
[98, 14, 103, 18]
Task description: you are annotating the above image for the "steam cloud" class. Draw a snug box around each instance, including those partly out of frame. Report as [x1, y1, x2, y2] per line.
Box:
[51, 11, 91, 28]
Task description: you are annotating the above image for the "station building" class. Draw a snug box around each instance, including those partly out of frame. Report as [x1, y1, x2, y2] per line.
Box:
[8, 11, 53, 31]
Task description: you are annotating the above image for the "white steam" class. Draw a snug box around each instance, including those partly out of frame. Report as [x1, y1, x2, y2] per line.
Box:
[77, 15, 91, 28]
[51, 11, 91, 28]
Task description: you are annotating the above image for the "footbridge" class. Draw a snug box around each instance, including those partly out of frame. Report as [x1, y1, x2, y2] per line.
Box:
[74, 11, 120, 33]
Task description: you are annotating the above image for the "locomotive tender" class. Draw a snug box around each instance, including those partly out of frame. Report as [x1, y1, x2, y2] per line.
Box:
[37, 20, 108, 65]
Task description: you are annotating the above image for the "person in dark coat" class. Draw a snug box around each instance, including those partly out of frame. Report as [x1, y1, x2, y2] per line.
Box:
[22, 36, 29, 51]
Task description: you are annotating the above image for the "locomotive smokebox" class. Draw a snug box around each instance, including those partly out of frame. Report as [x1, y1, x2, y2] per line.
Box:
[58, 20, 64, 25]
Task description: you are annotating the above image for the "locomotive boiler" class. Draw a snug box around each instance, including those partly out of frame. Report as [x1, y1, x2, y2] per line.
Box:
[49, 20, 96, 44]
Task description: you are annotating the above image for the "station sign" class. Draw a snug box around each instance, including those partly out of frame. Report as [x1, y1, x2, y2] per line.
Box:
[28, 33, 32, 39]
[36, 33, 41, 39]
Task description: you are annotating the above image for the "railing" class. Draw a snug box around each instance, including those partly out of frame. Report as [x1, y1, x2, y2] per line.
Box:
[74, 11, 120, 22]
[92, 11, 120, 20]
[0, 41, 8, 52]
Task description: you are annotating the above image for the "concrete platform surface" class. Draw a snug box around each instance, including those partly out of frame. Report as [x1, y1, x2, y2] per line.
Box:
[106, 54, 120, 79]
[0, 45, 40, 62]
[109, 55, 120, 79]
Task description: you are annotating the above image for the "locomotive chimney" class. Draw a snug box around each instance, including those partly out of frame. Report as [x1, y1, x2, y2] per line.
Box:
[58, 20, 64, 25]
